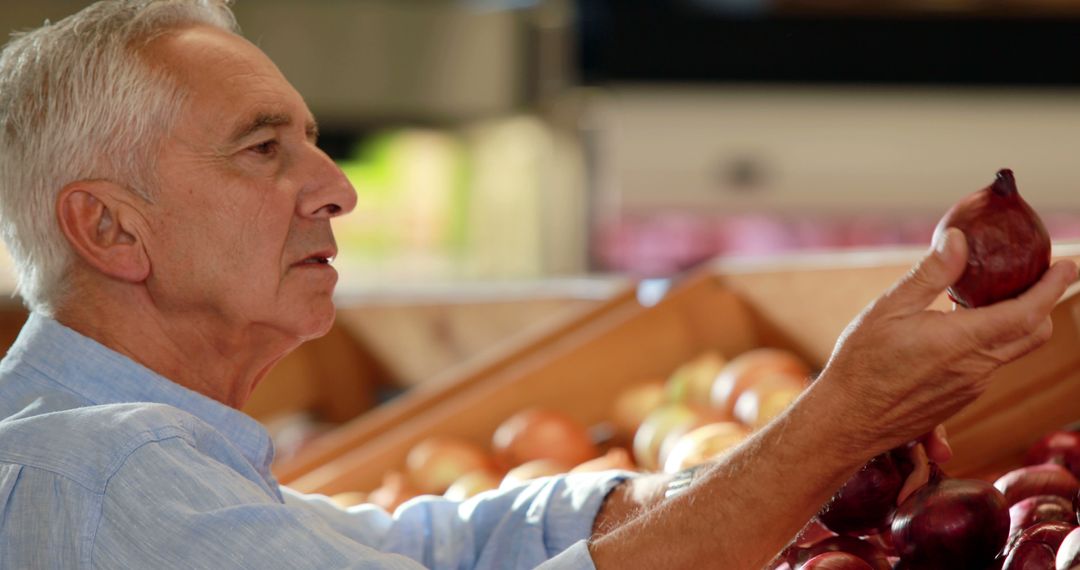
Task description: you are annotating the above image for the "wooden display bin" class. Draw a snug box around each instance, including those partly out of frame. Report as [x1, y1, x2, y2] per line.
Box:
[285, 243, 1080, 496]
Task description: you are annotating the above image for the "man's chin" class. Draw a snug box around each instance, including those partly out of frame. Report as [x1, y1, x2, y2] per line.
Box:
[296, 303, 337, 342]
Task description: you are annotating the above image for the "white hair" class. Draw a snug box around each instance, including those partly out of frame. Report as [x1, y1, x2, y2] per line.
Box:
[0, 0, 239, 315]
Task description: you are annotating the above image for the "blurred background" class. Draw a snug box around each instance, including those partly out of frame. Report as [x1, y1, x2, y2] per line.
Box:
[4, 0, 1080, 290]
[3, 1, 1080, 437]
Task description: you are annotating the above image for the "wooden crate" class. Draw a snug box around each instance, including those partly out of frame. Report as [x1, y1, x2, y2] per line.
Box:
[286, 243, 1080, 495]
[273, 284, 640, 483]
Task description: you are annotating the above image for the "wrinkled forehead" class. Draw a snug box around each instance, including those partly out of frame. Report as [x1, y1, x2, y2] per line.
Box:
[140, 24, 314, 145]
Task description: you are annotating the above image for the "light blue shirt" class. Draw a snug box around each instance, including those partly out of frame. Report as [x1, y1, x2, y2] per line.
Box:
[0, 314, 629, 569]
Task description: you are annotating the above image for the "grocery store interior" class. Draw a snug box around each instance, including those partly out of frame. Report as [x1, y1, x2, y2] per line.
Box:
[3, 0, 1080, 510]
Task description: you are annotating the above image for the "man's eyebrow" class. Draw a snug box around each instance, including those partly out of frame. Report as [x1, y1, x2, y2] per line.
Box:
[226, 112, 319, 144]
[227, 112, 291, 144]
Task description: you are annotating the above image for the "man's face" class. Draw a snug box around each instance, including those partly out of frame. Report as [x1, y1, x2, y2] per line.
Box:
[140, 26, 356, 343]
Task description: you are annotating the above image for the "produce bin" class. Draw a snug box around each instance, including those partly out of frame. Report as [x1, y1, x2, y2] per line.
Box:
[284, 243, 1080, 495]
[273, 283, 640, 482]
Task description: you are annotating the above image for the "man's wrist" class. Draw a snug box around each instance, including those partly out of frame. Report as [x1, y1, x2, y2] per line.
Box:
[664, 464, 706, 499]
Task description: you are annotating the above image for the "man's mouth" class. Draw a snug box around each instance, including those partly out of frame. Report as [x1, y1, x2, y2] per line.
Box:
[296, 248, 337, 266]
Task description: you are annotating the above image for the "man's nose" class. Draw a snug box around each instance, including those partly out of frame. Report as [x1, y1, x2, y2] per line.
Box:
[297, 145, 358, 219]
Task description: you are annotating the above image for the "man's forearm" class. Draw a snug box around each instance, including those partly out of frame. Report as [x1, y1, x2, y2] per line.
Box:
[588, 380, 867, 569]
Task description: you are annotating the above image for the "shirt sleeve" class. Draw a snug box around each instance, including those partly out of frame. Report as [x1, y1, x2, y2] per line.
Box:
[281, 469, 632, 570]
[92, 435, 632, 570]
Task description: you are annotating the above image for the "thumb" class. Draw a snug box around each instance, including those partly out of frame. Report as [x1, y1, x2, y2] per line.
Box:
[880, 227, 968, 315]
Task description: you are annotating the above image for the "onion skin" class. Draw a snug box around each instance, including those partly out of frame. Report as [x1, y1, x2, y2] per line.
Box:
[1008, 521, 1076, 557]
[995, 464, 1080, 507]
[328, 491, 368, 509]
[570, 447, 637, 474]
[708, 348, 810, 419]
[1056, 527, 1080, 570]
[794, 536, 891, 570]
[632, 404, 700, 471]
[932, 168, 1051, 308]
[732, 372, 805, 429]
[1003, 541, 1057, 570]
[492, 408, 598, 469]
[818, 452, 903, 536]
[610, 381, 667, 438]
[1009, 496, 1076, 544]
[800, 552, 874, 570]
[405, 436, 494, 494]
[773, 519, 837, 568]
[368, 471, 421, 513]
[1027, 431, 1080, 480]
[891, 478, 1009, 569]
[500, 458, 573, 488]
[662, 421, 748, 474]
[444, 469, 502, 502]
[665, 351, 727, 407]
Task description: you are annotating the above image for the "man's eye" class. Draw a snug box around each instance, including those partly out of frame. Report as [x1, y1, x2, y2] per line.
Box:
[249, 140, 279, 156]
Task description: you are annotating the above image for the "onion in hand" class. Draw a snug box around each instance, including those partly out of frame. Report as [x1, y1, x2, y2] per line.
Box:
[932, 168, 1050, 308]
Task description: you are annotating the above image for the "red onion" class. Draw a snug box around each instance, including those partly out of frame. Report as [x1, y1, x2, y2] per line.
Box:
[800, 552, 874, 570]
[932, 168, 1051, 308]
[818, 452, 903, 536]
[773, 520, 836, 569]
[862, 528, 896, 558]
[995, 465, 1080, 507]
[1009, 496, 1076, 544]
[794, 536, 891, 570]
[1026, 431, 1080, 479]
[1002, 541, 1056, 570]
[1009, 521, 1076, 556]
[1055, 527, 1080, 569]
[891, 477, 1009, 569]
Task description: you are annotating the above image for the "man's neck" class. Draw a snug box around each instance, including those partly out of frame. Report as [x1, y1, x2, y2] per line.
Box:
[53, 288, 295, 409]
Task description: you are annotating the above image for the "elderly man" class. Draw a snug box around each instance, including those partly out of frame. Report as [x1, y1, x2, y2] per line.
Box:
[0, 1, 1075, 569]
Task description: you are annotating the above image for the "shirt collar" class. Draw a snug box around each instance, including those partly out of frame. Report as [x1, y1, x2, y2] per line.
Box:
[4, 312, 276, 479]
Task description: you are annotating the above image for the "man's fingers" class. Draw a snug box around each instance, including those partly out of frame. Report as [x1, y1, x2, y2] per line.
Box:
[921, 424, 953, 464]
[878, 228, 968, 316]
[956, 260, 1077, 348]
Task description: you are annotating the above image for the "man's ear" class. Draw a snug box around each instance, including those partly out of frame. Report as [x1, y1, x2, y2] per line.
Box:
[56, 181, 150, 283]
